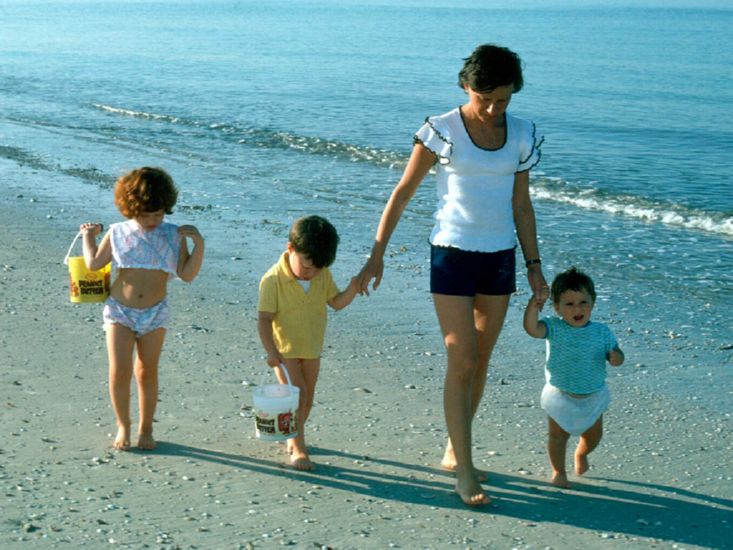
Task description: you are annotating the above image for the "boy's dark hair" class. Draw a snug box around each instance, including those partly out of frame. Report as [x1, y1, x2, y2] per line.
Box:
[551, 267, 596, 304]
[288, 215, 339, 268]
[458, 44, 524, 94]
[114, 167, 178, 218]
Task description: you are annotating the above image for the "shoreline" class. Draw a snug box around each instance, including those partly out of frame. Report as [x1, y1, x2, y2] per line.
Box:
[1, 164, 732, 548]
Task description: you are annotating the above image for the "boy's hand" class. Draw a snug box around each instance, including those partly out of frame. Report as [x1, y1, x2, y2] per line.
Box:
[80, 223, 103, 237]
[266, 352, 284, 368]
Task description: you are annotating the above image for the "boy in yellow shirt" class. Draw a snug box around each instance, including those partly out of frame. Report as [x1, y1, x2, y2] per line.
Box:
[257, 215, 359, 470]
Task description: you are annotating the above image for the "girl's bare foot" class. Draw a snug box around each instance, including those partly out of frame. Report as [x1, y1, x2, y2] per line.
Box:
[441, 445, 488, 482]
[113, 426, 131, 451]
[551, 471, 570, 488]
[575, 453, 590, 476]
[455, 472, 490, 506]
[136, 432, 156, 450]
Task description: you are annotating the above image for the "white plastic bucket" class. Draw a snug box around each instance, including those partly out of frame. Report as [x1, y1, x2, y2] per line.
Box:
[253, 365, 300, 441]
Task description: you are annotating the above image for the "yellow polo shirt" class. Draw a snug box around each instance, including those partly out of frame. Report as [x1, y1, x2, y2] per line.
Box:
[258, 251, 340, 359]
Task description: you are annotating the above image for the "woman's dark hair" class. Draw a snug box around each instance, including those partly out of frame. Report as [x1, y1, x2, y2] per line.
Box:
[551, 267, 597, 304]
[289, 215, 339, 268]
[114, 167, 178, 218]
[458, 44, 524, 94]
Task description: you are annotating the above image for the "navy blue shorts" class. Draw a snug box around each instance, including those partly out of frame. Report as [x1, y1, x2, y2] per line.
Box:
[430, 245, 516, 296]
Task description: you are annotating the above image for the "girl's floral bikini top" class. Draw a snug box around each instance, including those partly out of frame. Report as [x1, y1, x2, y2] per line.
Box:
[109, 220, 181, 277]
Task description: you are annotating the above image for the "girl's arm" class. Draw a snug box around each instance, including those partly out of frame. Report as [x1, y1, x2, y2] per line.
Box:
[257, 311, 283, 368]
[356, 143, 436, 294]
[177, 225, 205, 282]
[80, 223, 112, 270]
[513, 170, 548, 307]
[328, 277, 359, 311]
[523, 297, 548, 339]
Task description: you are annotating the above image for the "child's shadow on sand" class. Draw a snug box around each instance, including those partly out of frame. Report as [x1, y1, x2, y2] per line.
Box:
[155, 442, 732, 549]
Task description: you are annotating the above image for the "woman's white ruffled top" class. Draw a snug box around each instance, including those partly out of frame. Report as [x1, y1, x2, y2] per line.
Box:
[414, 108, 543, 253]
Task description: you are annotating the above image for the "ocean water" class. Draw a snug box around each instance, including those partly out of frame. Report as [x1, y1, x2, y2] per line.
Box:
[1, 1, 731, 393]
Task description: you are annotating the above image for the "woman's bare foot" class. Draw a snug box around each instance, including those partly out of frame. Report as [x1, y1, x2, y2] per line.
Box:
[112, 426, 131, 451]
[136, 432, 156, 450]
[441, 445, 488, 482]
[455, 472, 490, 506]
[551, 471, 570, 488]
[574, 453, 589, 476]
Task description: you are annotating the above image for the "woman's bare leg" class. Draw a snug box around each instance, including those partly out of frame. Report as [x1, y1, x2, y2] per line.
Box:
[441, 294, 509, 483]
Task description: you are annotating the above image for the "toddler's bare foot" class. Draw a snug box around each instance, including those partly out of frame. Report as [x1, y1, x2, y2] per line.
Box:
[112, 426, 131, 451]
[575, 453, 590, 476]
[455, 472, 490, 506]
[551, 471, 570, 488]
[441, 445, 488, 482]
[136, 432, 156, 451]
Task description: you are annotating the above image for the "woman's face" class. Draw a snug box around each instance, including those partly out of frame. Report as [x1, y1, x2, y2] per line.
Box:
[465, 84, 513, 121]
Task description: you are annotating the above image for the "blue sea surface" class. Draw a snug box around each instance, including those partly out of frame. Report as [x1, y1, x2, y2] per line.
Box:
[1, 1, 731, 394]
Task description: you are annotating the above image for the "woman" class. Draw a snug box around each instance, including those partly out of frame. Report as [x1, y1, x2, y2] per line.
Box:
[357, 44, 548, 506]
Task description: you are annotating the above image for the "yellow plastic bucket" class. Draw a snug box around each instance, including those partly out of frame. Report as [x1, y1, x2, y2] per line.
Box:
[64, 231, 111, 303]
[253, 365, 300, 441]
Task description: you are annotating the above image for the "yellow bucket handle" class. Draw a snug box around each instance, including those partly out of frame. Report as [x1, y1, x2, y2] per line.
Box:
[63, 231, 84, 266]
[64, 225, 103, 265]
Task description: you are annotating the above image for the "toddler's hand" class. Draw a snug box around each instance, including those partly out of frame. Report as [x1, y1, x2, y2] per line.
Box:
[79, 223, 103, 236]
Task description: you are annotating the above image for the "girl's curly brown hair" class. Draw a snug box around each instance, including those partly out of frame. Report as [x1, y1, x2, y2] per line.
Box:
[114, 167, 178, 218]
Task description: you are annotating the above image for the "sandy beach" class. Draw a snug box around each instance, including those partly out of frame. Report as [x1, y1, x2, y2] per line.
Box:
[1, 163, 732, 549]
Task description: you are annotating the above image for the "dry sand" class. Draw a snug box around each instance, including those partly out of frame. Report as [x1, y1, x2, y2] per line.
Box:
[1, 168, 731, 549]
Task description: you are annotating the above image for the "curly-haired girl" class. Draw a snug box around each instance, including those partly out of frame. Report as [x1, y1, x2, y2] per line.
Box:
[80, 167, 205, 450]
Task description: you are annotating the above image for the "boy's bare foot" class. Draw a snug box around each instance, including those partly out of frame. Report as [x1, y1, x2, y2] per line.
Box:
[455, 473, 490, 506]
[575, 453, 590, 476]
[112, 426, 131, 451]
[441, 445, 488, 482]
[551, 471, 570, 488]
[288, 452, 315, 471]
[136, 432, 156, 450]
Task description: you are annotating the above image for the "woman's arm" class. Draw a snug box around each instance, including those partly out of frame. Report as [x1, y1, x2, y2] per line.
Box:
[513, 170, 548, 306]
[356, 143, 436, 294]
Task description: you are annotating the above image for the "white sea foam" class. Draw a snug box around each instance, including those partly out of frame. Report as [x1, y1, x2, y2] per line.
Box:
[532, 184, 733, 237]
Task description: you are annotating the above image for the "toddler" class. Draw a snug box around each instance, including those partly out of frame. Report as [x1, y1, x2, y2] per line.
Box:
[524, 267, 624, 487]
